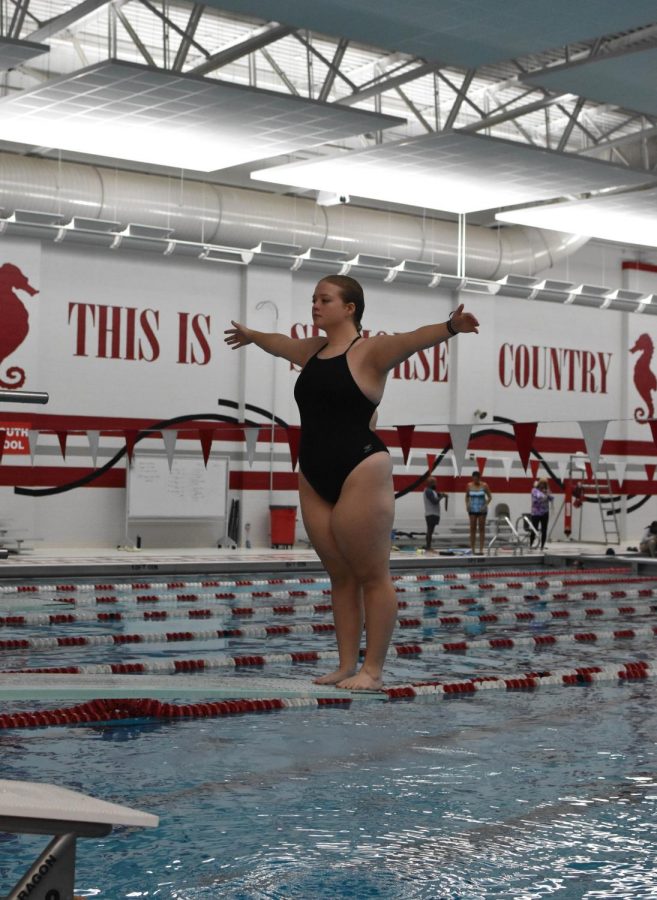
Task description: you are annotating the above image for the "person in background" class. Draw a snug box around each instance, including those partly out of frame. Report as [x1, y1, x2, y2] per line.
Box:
[529, 477, 553, 550]
[465, 469, 492, 555]
[225, 275, 479, 690]
[423, 476, 448, 552]
[639, 521, 657, 557]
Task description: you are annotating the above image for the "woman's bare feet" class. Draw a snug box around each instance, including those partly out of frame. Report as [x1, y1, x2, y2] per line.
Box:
[313, 667, 357, 685]
[336, 668, 383, 691]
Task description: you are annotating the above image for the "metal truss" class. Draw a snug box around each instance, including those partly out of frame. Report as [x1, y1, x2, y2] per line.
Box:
[2, 0, 656, 172]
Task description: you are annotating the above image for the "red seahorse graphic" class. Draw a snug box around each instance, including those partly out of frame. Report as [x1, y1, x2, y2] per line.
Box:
[0, 262, 39, 389]
[630, 332, 657, 422]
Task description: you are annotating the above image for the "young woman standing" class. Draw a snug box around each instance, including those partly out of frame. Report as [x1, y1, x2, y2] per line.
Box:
[225, 276, 479, 689]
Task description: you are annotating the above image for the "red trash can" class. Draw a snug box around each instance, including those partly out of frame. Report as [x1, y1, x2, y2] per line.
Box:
[269, 505, 297, 548]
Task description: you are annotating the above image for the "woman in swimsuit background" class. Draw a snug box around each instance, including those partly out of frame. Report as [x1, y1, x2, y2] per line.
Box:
[465, 469, 492, 555]
[224, 276, 479, 690]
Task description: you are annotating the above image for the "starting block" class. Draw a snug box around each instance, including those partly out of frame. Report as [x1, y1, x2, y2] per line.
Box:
[0, 779, 158, 899]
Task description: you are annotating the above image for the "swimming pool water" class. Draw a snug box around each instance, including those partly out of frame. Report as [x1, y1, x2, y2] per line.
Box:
[0, 567, 656, 899]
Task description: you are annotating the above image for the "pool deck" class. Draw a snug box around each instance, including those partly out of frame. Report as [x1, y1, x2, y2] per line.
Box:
[0, 541, 653, 580]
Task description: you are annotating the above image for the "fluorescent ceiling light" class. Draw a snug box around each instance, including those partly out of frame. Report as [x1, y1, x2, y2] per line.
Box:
[252, 132, 654, 214]
[496, 188, 657, 248]
[0, 60, 404, 172]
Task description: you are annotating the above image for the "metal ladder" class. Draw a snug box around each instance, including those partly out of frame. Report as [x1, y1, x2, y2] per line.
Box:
[577, 458, 621, 545]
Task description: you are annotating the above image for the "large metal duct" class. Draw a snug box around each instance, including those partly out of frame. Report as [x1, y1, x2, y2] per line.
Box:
[0, 152, 587, 278]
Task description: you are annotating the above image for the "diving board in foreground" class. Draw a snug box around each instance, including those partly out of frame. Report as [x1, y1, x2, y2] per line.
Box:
[0, 673, 389, 702]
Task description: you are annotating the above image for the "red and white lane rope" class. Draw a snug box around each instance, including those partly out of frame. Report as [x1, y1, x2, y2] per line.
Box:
[3, 624, 656, 676]
[22, 584, 655, 615]
[0, 567, 646, 598]
[0, 659, 652, 730]
[1, 612, 656, 656]
[1, 599, 655, 632]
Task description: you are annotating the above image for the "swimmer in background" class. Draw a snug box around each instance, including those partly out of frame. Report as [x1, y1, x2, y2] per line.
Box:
[465, 469, 491, 555]
[225, 276, 479, 690]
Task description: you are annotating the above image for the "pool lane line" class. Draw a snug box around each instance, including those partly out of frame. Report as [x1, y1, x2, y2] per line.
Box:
[0, 659, 652, 730]
[0, 566, 642, 597]
[2, 624, 657, 676]
[1, 613, 657, 656]
[19, 583, 655, 615]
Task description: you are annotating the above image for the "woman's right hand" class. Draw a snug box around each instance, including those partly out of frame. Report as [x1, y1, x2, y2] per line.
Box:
[224, 320, 253, 349]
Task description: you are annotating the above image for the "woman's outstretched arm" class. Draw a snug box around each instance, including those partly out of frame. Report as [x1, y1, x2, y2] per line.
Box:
[224, 320, 324, 367]
[367, 304, 479, 373]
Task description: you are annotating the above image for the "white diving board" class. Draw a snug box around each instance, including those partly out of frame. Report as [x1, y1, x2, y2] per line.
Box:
[0, 779, 157, 900]
[0, 673, 389, 702]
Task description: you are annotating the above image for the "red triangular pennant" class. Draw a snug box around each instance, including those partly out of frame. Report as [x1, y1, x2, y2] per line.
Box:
[476, 456, 487, 476]
[198, 429, 214, 467]
[56, 431, 67, 459]
[286, 426, 301, 471]
[124, 430, 138, 463]
[584, 462, 593, 481]
[426, 453, 437, 474]
[0, 430, 5, 464]
[646, 463, 656, 481]
[512, 422, 538, 472]
[395, 425, 415, 465]
[529, 458, 540, 479]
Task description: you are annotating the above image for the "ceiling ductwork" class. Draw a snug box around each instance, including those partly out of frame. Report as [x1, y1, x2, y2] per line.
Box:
[0, 152, 587, 279]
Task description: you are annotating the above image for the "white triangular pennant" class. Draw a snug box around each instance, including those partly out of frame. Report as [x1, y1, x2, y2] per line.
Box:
[161, 429, 177, 471]
[86, 430, 100, 468]
[578, 420, 609, 472]
[554, 458, 569, 483]
[448, 424, 472, 475]
[244, 426, 260, 468]
[27, 429, 39, 464]
[500, 456, 513, 481]
[405, 448, 415, 470]
[450, 450, 460, 477]
[613, 459, 627, 487]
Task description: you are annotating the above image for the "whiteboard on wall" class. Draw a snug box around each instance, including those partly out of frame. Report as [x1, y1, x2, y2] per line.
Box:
[127, 453, 229, 520]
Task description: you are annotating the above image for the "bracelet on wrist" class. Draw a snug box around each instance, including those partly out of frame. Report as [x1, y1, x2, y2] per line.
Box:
[446, 317, 458, 337]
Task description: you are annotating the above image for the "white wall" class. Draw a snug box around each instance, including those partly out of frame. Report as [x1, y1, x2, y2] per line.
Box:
[1, 232, 657, 548]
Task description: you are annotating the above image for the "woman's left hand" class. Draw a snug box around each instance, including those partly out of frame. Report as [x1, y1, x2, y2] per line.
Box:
[451, 304, 479, 334]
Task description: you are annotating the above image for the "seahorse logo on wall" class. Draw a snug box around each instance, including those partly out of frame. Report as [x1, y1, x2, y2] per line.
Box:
[630, 332, 657, 422]
[0, 262, 39, 389]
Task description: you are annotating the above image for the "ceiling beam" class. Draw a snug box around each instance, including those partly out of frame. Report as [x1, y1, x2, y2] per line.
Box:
[188, 23, 293, 77]
[172, 3, 204, 72]
[335, 60, 436, 106]
[26, 0, 110, 42]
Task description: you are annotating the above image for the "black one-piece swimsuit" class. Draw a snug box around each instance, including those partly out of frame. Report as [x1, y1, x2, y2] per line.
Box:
[293, 336, 389, 504]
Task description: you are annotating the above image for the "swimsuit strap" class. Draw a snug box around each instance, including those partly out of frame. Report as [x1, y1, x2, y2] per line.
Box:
[313, 335, 361, 360]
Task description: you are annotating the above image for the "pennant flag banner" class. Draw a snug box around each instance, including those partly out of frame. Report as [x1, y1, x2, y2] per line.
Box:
[161, 429, 177, 471]
[579, 420, 608, 472]
[199, 429, 214, 467]
[500, 456, 513, 481]
[124, 430, 138, 464]
[512, 422, 538, 471]
[56, 431, 67, 460]
[555, 457, 569, 483]
[613, 460, 627, 487]
[645, 463, 656, 482]
[530, 458, 540, 479]
[286, 426, 301, 471]
[426, 453, 437, 474]
[448, 424, 472, 474]
[28, 430, 39, 464]
[395, 425, 415, 465]
[649, 420, 657, 449]
[450, 450, 460, 478]
[476, 456, 487, 476]
[584, 462, 593, 481]
[86, 430, 100, 468]
[244, 426, 260, 468]
[0, 430, 5, 464]
[405, 448, 415, 470]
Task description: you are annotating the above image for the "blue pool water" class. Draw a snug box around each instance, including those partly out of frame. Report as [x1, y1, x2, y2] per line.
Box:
[0, 567, 656, 898]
